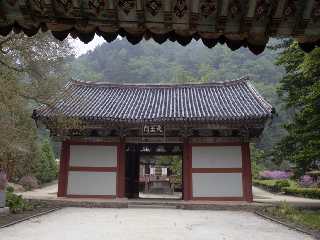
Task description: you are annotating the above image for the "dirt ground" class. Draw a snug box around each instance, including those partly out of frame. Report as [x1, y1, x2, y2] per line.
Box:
[0, 207, 315, 240]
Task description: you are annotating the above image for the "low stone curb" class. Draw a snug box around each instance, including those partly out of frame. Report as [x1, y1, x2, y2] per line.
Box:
[0, 207, 10, 215]
[26, 198, 275, 212]
[28, 199, 128, 209]
[128, 202, 266, 211]
[180, 203, 268, 211]
[255, 210, 320, 240]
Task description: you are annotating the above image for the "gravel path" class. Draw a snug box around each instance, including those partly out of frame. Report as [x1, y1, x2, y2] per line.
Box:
[0, 207, 314, 240]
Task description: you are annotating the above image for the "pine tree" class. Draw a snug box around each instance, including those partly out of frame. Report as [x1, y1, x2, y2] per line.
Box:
[35, 140, 58, 183]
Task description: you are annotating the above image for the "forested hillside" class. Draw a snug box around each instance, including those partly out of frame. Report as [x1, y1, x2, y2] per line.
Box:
[71, 39, 288, 165]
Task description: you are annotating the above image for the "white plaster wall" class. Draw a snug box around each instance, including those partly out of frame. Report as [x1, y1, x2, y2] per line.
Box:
[192, 146, 242, 168]
[69, 145, 117, 167]
[67, 171, 116, 195]
[192, 173, 243, 197]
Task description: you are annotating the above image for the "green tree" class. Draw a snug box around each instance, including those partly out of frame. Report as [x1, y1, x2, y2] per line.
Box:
[0, 32, 73, 103]
[273, 42, 320, 176]
[35, 140, 58, 183]
[0, 64, 43, 180]
[156, 155, 182, 186]
[250, 144, 265, 178]
[0, 32, 72, 180]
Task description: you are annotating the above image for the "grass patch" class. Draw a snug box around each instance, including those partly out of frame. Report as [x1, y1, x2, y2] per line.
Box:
[263, 202, 320, 231]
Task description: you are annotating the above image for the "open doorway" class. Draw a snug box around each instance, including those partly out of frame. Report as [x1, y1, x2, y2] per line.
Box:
[125, 144, 183, 200]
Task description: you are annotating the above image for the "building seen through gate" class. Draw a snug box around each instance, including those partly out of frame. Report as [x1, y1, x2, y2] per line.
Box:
[126, 143, 183, 199]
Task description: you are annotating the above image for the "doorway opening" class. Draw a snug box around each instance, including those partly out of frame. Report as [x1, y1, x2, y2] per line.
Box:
[125, 143, 183, 200]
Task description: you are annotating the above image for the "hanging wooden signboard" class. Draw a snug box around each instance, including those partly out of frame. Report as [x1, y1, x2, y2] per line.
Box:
[142, 124, 164, 136]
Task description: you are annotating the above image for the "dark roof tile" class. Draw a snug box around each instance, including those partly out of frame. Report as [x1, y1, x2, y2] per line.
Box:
[35, 77, 273, 124]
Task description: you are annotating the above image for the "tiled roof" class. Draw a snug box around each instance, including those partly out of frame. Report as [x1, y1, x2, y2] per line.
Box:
[35, 77, 273, 124]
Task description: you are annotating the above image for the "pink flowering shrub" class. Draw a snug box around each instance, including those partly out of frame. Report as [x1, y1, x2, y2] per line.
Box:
[299, 175, 314, 187]
[0, 171, 7, 191]
[259, 170, 292, 180]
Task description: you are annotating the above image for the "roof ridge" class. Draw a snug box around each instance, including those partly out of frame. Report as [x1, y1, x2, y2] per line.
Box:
[70, 76, 249, 88]
[246, 81, 273, 112]
[34, 75, 273, 124]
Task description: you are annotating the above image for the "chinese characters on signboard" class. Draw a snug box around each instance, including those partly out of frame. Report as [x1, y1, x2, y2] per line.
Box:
[142, 125, 164, 135]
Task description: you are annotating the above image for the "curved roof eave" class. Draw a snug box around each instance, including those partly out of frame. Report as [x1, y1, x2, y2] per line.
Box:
[34, 76, 273, 125]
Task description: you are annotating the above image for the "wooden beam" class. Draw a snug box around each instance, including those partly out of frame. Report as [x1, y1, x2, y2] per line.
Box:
[57, 141, 69, 197]
[116, 139, 126, 198]
[125, 137, 183, 143]
[68, 166, 117, 172]
[183, 139, 192, 201]
[192, 168, 242, 173]
[65, 195, 115, 199]
[242, 143, 253, 202]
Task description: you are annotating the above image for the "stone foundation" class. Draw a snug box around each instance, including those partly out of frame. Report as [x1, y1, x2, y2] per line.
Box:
[0, 207, 9, 215]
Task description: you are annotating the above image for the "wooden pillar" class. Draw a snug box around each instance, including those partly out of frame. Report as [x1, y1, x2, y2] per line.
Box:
[183, 139, 192, 200]
[116, 139, 126, 198]
[57, 141, 69, 197]
[242, 143, 253, 202]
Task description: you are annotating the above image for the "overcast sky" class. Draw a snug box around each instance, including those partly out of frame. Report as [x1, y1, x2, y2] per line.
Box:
[70, 34, 105, 57]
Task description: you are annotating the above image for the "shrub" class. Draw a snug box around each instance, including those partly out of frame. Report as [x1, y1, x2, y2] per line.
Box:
[18, 176, 39, 191]
[6, 185, 14, 193]
[253, 179, 291, 192]
[0, 171, 7, 191]
[5, 190, 32, 213]
[299, 175, 314, 187]
[283, 187, 320, 199]
[259, 170, 292, 180]
[7, 182, 24, 192]
[35, 140, 58, 184]
[274, 179, 290, 190]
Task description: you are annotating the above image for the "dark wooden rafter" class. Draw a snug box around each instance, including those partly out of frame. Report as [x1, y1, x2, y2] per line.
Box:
[1, 0, 320, 54]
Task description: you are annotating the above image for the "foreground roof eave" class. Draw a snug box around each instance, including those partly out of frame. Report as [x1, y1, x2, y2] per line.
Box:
[1, 0, 320, 54]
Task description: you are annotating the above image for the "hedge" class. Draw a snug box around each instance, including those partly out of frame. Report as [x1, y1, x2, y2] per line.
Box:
[253, 179, 291, 193]
[283, 187, 320, 199]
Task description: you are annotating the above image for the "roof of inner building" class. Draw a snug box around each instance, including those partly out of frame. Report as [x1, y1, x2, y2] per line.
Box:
[34, 77, 273, 124]
[1, 0, 320, 54]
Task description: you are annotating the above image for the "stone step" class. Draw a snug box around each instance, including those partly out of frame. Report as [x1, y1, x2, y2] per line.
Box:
[128, 203, 178, 209]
